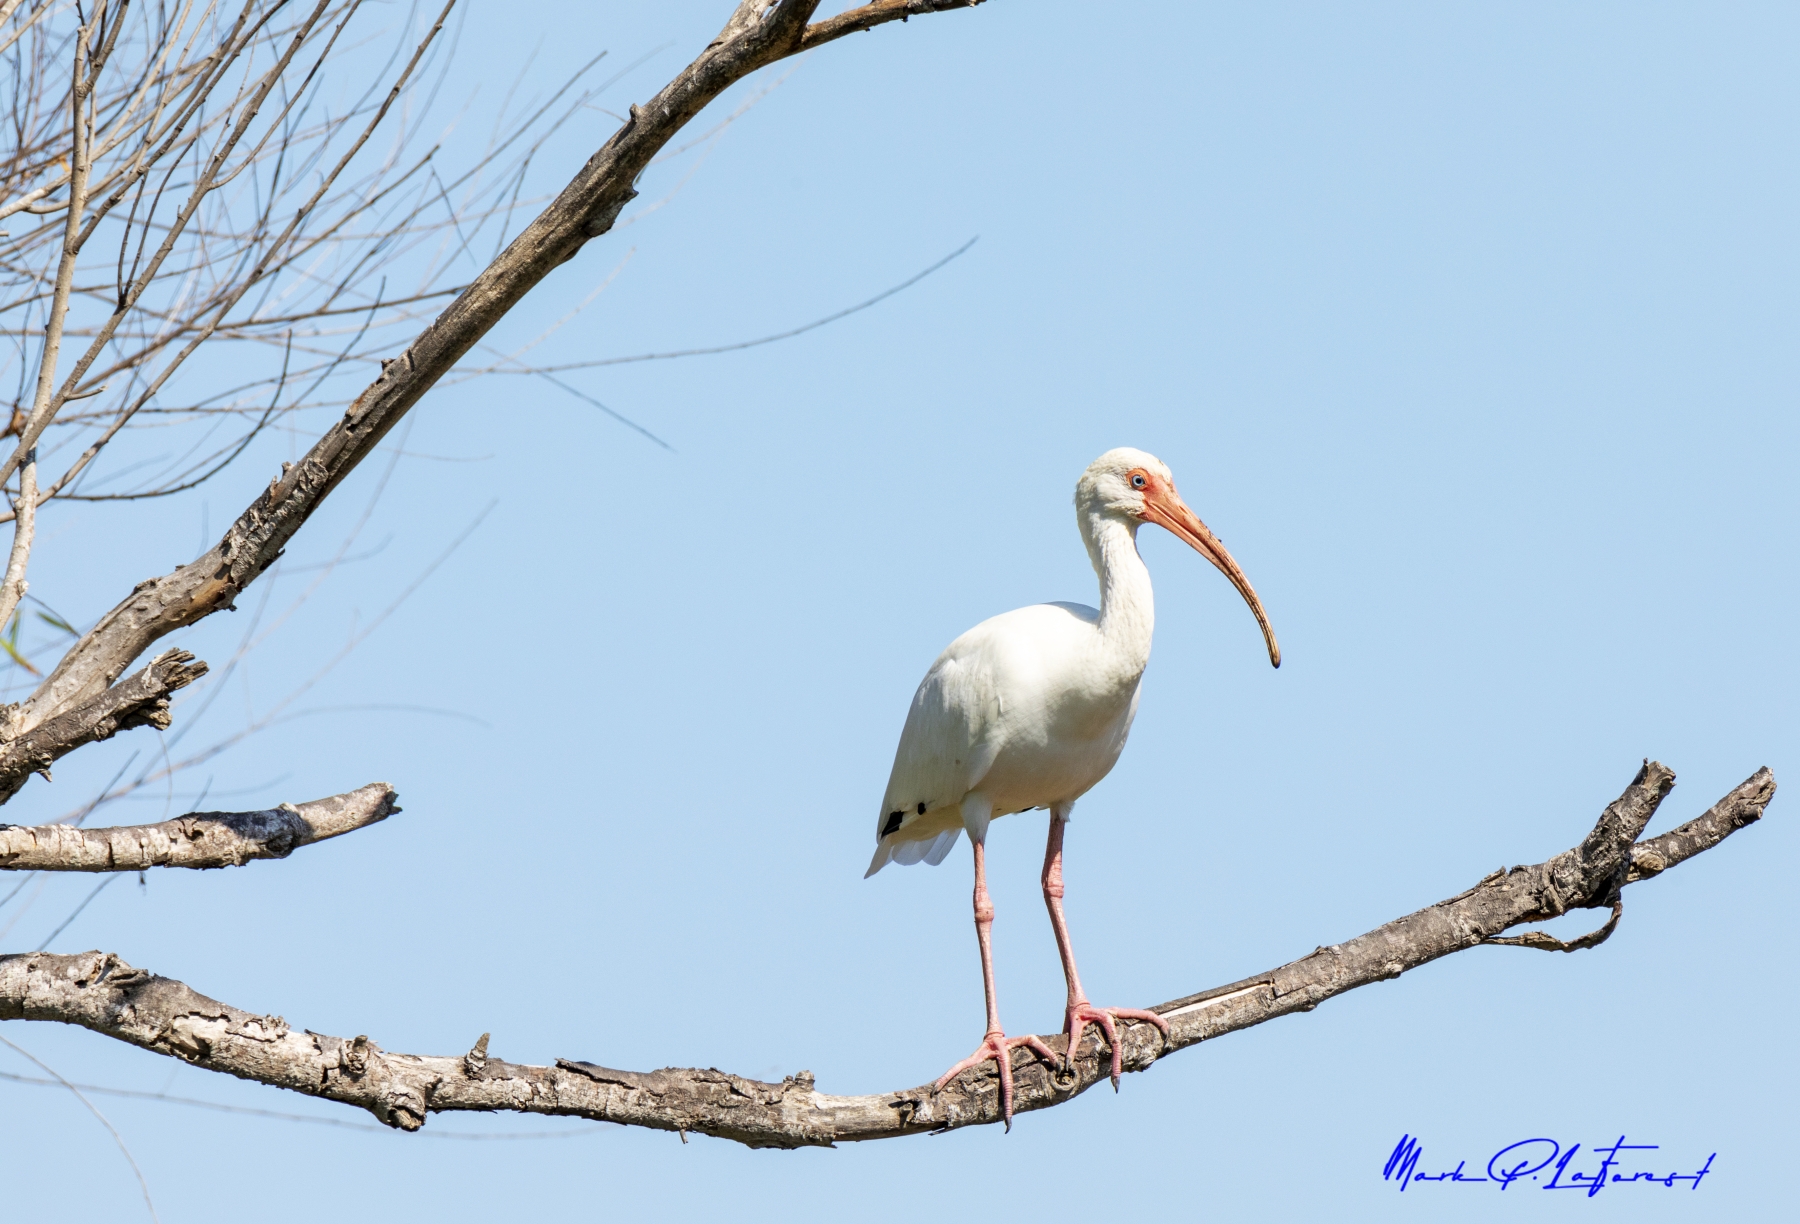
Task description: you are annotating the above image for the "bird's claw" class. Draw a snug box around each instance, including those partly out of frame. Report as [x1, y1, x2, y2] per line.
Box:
[1064, 1004, 1172, 1090]
[936, 1028, 1060, 1130]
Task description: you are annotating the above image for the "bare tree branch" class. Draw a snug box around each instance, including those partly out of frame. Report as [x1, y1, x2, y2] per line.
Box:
[457, 235, 978, 378]
[1625, 775, 1769, 880]
[0, 0, 615, 543]
[9, 0, 990, 773]
[0, 782, 395, 871]
[0, 442, 36, 628]
[801, 0, 988, 51]
[0, 763, 1772, 1146]
[0, 647, 206, 800]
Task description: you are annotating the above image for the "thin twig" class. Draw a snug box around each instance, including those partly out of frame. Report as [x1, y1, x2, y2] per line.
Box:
[0, 1032, 160, 1222]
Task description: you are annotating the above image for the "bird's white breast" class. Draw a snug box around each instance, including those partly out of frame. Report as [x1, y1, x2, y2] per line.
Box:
[880, 601, 1146, 830]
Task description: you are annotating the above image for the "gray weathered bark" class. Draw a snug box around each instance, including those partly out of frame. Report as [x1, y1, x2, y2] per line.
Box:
[0, 762, 1771, 1147]
[0, 650, 207, 802]
[0, 784, 396, 871]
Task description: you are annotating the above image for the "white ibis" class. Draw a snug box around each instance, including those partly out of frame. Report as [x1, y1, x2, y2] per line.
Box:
[866, 447, 1280, 1126]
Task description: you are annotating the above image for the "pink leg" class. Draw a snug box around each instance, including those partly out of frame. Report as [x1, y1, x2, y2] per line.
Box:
[935, 836, 1058, 1129]
[1042, 812, 1170, 1090]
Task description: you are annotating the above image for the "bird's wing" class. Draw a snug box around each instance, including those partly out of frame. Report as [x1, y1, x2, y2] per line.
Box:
[864, 641, 995, 877]
[877, 633, 1005, 839]
[867, 604, 1105, 877]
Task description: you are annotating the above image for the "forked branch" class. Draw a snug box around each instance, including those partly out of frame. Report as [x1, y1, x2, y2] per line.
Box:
[0, 649, 207, 802]
[0, 763, 1772, 1147]
[11, 0, 992, 767]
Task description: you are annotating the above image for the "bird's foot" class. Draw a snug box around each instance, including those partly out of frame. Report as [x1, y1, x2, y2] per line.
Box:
[936, 1028, 1060, 1130]
[1064, 1003, 1171, 1091]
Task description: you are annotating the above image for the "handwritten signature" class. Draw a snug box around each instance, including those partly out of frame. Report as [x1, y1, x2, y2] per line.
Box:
[1383, 1135, 1715, 1195]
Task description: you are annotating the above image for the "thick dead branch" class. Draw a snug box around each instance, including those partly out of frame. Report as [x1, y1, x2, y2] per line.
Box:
[0, 648, 206, 802]
[13, 0, 988, 752]
[0, 782, 395, 871]
[0, 763, 1772, 1147]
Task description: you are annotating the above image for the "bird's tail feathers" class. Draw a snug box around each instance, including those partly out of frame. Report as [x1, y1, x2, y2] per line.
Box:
[864, 826, 961, 877]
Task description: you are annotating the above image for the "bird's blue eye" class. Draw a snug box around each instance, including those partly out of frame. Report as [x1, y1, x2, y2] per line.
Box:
[1131, 473, 1146, 488]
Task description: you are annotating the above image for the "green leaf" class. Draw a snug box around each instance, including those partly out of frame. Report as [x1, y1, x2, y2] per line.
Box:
[35, 611, 77, 637]
[0, 634, 41, 676]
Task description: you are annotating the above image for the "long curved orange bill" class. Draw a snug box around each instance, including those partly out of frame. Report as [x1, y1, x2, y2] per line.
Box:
[1142, 486, 1281, 668]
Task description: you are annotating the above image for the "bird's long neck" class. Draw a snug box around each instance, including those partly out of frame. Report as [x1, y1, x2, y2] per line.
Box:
[1084, 512, 1154, 675]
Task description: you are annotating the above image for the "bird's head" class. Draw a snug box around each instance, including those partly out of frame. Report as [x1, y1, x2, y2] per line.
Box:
[1077, 447, 1281, 668]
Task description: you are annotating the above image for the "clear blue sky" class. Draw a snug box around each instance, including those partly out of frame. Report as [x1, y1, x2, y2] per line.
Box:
[4, 2, 1795, 1221]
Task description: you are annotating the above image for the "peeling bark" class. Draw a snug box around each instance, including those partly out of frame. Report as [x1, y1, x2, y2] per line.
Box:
[0, 649, 207, 802]
[0, 763, 1771, 1147]
[0, 784, 396, 871]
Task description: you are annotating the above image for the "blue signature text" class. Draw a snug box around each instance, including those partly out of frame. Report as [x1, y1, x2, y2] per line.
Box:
[1383, 1135, 1715, 1196]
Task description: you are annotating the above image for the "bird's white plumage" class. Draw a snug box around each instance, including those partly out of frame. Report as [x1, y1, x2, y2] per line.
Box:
[862, 448, 1278, 1123]
[867, 449, 1171, 876]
